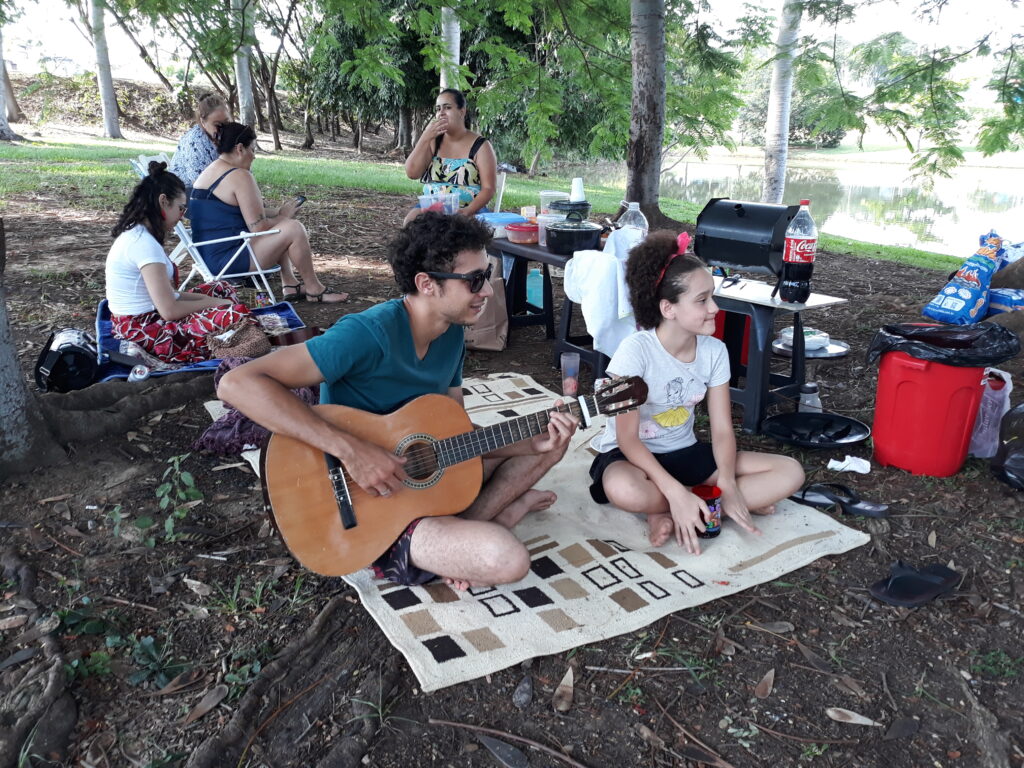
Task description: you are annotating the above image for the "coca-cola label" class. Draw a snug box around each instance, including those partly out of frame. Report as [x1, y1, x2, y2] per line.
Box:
[784, 237, 817, 263]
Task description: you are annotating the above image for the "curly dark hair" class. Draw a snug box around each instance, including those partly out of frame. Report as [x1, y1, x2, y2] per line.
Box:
[626, 230, 708, 329]
[215, 122, 257, 155]
[387, 211, 493, 294]
[111, 161, 185, 246]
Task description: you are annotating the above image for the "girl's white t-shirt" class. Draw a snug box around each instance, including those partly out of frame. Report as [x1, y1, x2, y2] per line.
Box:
[591, 329, 731, 454]
[105, 225, 175, 316]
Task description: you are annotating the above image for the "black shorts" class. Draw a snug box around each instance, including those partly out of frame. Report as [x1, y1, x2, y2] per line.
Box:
[588, 441, 717, 504]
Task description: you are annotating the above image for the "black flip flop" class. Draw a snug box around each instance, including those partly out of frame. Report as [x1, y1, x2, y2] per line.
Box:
[790, 482, 889, 518]
[869, 561, 961, 607]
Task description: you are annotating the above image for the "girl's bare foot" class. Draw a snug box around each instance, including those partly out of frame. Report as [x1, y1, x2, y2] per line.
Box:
[494, 489, 557, 528]
[443, 577, 473, 591]
[752, 504, 776, 515]
[647, 512, 674, 547]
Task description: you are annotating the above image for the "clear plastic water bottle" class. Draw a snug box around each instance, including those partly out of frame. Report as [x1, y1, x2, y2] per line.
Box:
[780, 199, 817, 303]
[798, 382, 823, 413]
[128, 364, 151, 383]
[618, 201, 649, 239]
[526, 267, 543, 307]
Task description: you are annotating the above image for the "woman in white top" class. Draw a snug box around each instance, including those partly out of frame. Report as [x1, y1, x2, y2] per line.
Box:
[105, 161, 253, 363]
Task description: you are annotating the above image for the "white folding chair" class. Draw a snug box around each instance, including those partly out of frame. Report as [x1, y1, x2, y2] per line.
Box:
[493, 171, 507, 212]
[129, 153, 282, 302]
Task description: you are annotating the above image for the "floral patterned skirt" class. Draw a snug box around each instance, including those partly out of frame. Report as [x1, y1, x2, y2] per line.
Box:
[111, 281, 251, 364]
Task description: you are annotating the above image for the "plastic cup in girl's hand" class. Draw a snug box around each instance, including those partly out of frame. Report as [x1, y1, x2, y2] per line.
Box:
[443, 193, 461, 215]
[418, 194, 445, 213]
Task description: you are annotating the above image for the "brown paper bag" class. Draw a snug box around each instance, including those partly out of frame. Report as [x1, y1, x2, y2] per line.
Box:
[464, 256, 508, 351]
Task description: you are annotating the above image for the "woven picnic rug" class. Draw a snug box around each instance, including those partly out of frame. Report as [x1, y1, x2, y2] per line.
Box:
[207, 374, 870, 691]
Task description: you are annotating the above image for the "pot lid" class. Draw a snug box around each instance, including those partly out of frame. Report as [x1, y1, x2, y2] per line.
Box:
[547, 211, 602, 232]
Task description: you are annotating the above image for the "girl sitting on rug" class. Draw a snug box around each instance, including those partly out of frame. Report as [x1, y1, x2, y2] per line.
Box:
[105, 162, 254, 364]
[588, 231, 804, 554]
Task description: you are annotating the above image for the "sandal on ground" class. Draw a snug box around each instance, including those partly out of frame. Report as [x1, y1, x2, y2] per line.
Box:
[306, 286, 349, 303]
[281, 284, 305, 300]
[869, 560, 961, 607]
[790, 482, 889, 518]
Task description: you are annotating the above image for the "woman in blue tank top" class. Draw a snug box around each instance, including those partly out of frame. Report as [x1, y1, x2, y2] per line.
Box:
[190, 123, 348, 303]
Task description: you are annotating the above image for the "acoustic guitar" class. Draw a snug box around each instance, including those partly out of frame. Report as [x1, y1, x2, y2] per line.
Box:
[260, 377, 648, 576]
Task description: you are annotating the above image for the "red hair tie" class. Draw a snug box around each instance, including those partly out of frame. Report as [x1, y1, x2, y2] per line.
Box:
[656, 232, 690, 290]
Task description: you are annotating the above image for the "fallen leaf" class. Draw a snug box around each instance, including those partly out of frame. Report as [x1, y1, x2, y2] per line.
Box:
[755, 668, 775, 699]
[676, 743, 735, 768]
[832, 674, 868, 699]
[37, 493, 74, 505]
[180, 684, 228, 727]
[0, 614, 29, 631]
[713, 628, 740, 656]
[212, 463, 245, 471]
[796, 641, 832, 673]
[636, 723, 665, 749]
[476, 734, 528, 768]
[825, 707, 884, 727]
[552, 666, 574, 713]
[751, 621, 794, 634]
[928, 530, 937, 548]
[0, 647, 38, 672]
[183, 578, 212, 597]
[512, 675, 532, 710]
[152, 667, 205, 696]
[883, 717, 919, 741]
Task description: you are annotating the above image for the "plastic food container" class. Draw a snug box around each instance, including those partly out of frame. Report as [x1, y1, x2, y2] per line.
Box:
[540, 190, 569, 214]
[778, 326, 830, 350]
[505, 222, 539, 244]
[476, 211, 528, 239]
[537, 213, 567, 247]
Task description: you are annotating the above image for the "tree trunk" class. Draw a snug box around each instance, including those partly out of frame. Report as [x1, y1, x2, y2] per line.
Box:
[761, 0, 803, 204]
[301, 98, 314, 149]
[0, 30, 23, 140]
[253, 78, 267, 132]
[400, 107, 413, 152]
[528, 149, 542, 177]
[625, 0, 670, 227]
[3, 58, 26, 124]
[440, 6, 461, 89]
[0, 221, 65, 477]
[232, 0, 256, 127]
[90, 0, 123, 139]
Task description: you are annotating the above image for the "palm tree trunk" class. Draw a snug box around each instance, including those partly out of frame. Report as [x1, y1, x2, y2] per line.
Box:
[3, 59, 26, 123]
[761, 0, 803, 204]
[232, 0, 256, 126]
[0, 29, 23, 140]
[90, 0, 123, 139]
[440, 6, 461, 89]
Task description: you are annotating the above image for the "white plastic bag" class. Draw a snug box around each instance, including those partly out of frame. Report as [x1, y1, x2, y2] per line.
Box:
[969, 368, 1012, 458]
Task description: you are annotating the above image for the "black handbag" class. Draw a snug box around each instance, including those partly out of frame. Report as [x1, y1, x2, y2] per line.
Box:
[34, 328, 99, 392]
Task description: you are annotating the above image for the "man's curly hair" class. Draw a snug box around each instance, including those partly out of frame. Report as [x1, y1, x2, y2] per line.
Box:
[626, 230, 708, 329]
[387, 211, 493, 293]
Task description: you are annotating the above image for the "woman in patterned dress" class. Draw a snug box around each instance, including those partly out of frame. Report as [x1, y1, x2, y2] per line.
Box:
[403, 89, 497, 225]
[169, 93, 231, 193]
[105, 162, 253, 364]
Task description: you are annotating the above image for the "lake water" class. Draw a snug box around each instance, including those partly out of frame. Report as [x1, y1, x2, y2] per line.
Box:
[568, 159, 1024, 258]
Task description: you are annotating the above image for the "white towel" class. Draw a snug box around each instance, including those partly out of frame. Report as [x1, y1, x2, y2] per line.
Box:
[563, 228, 641, 356]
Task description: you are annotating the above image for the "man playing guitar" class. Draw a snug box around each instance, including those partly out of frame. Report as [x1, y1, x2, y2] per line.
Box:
[218, 212, 578, 589]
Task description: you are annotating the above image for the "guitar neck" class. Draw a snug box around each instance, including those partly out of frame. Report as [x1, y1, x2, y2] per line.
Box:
[436, 396, 595, 468]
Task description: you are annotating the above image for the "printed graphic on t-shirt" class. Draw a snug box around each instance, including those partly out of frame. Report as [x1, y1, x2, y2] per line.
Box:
[644, 376, 707, 435]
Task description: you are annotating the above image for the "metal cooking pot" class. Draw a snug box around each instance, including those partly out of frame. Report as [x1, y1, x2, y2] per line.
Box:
[546, 211, 604, 255]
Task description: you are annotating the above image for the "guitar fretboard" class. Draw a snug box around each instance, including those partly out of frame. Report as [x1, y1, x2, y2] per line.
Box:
[434, 397, 594, 468]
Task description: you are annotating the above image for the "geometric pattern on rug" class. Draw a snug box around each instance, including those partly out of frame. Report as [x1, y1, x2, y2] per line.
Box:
[342, 373, 871, 692]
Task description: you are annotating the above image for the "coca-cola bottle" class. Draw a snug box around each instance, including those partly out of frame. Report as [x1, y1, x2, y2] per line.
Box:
[780, 199, 817, 303]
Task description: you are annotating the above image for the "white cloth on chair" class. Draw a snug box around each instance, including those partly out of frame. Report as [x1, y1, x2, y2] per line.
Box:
[563, 227, 641, 356]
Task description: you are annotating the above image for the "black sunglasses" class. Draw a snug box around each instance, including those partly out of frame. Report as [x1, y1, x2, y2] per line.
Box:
[426, 263, 493, 293]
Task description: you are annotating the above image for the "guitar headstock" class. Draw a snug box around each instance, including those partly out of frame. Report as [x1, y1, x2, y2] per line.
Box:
[593, 376, 648, 417]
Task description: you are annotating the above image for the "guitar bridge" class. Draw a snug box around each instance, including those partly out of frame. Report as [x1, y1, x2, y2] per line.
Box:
[326, 456, 357, 529]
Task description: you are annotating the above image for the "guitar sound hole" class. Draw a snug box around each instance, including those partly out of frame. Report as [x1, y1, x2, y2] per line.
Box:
[402, 442, 439, 481]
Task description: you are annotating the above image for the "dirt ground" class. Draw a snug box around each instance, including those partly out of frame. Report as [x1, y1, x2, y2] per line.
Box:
[2, 122, 1024, 767]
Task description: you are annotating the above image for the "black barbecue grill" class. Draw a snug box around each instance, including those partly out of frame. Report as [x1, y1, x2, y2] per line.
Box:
[693, 198, 799, 278]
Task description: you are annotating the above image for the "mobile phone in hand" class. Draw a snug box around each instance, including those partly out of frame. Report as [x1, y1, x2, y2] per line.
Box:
[294, 195, 307, 208]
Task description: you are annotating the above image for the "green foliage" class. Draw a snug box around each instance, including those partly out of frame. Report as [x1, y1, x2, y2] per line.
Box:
[128, 635, 189, 688]
[58, 598, 116, 636]
[65, 651, 113, 681]
[156, 453, 203, 540]
[970, 649, 1023, 679]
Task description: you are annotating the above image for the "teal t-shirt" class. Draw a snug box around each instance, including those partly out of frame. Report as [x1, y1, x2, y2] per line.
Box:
[305, 298, 465, 413]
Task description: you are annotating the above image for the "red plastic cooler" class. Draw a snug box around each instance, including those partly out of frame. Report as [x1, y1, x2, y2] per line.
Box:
[872, 351, 986, 476]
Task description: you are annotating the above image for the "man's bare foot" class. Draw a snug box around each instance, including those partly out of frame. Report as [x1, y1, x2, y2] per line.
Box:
[443, 577, 473, 591]
[647, 512, 674, 547]
[494, 489, 557, 528]
[752, 504, 776, 515]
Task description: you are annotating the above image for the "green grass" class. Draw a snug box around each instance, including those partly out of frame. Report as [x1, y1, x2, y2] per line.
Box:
[0, 139, 952, 270]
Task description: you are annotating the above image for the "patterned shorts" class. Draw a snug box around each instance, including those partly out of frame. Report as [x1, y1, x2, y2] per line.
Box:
[371, 518, 437, 586]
